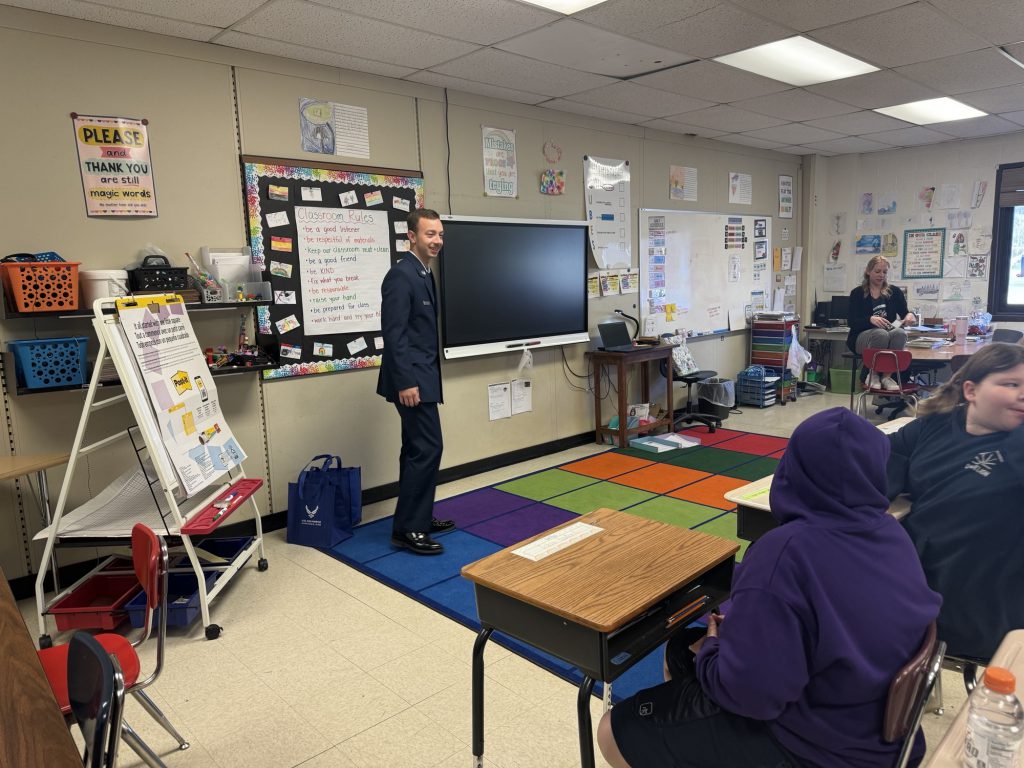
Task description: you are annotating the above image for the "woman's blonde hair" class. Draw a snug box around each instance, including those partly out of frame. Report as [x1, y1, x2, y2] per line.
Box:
[861, 256, 892, 297]
[919, 342, 1024, 416]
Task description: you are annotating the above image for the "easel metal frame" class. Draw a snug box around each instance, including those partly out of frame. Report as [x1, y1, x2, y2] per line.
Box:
[34, 296, 267, 644]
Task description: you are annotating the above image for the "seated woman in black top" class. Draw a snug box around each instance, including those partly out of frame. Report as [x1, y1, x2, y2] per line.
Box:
[847, 256, 916, 390]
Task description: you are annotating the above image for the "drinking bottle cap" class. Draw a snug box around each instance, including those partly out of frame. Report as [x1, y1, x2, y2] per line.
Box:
[983, 666, 1016, 695]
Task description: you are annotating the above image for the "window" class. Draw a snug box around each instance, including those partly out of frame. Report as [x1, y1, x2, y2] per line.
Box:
[987, 162, 1024, 320]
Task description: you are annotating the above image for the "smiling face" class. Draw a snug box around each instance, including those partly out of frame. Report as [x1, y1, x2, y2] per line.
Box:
[963, 362, 1024, 435]
[408, 215, 443, 265]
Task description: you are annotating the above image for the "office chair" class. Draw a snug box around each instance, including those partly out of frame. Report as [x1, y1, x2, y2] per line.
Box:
[992, 328, 1023, 344]
[856, 349, 920, 419]
[67, 631, 126, 768]
[39, 524, 189, 768]
[883, 621, 945, 768]
[659, 359, 721, 432]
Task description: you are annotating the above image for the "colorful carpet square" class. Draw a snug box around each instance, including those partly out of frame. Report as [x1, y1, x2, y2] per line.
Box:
[326, 426, 789, 703]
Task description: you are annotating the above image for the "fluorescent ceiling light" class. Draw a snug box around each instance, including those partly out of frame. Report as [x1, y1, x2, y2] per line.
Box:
[874, 97, 987, 125]
[517, 0, 608, 13]
[714, 36, 878, 86]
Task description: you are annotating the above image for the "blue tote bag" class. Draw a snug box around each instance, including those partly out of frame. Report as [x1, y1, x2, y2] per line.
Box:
[286, 455, 362, 549]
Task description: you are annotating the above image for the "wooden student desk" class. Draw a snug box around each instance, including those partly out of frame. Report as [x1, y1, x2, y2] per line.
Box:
[924, 629, 1024, 767]
[462, 507, 738, 768]
[0, 565, 81, 767]
[590, 345, 674, 447]
[723, 417, 915, 542]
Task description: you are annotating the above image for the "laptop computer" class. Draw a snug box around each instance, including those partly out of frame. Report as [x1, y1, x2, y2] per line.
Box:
[597, 321, 645, 352]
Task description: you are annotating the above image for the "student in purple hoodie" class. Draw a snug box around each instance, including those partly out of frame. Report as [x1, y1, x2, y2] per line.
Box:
[598, 407, 941, 768]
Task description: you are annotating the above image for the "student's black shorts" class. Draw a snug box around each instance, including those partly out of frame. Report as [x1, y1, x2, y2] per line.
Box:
[610, 627, 799, 768]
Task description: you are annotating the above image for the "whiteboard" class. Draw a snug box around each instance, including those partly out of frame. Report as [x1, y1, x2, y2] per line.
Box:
[639, 209, 773, 336]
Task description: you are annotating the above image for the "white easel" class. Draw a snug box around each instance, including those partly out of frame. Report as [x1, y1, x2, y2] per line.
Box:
[34, 295, 268, 645]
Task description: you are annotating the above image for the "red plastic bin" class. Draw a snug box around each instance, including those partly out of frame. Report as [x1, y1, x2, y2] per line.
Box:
[48, 573, 141, 631]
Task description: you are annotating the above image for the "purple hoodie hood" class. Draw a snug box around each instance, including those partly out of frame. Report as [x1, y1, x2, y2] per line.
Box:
[769, 406, 891, 528]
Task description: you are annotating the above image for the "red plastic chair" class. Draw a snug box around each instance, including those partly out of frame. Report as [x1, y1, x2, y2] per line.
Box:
[38, 523, 189, 766]
[856, 348, 920, 418]
[883, 621, 945, 768]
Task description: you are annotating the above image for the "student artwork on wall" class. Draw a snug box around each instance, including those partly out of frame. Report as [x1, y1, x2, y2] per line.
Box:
[241, 156, 423, 381]
[902, 228, 945, 279]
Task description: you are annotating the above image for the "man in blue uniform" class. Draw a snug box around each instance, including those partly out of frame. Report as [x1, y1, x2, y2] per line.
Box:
[377, 208, 454, 555]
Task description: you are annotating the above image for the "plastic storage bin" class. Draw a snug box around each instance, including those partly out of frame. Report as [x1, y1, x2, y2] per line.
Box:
[736, 366, 779, 408]
[1, 261, 80, 312]
[8, 337, 88, 390]
[80, 269, 129, 304]
[48, 573, 141, 631]
[125, 569, 218, 628]
[170, 536, 253, 568]
[829, 367, 855, 394]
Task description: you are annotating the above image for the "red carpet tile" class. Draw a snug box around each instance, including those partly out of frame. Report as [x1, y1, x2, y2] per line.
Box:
[716, 433, 790, 456]
[560, 452, 653, 479]
[669, 474, 752, 509]
[611, 464, 711, 494]
[769, 449, 787, 459]
[680, 426, 747, 446]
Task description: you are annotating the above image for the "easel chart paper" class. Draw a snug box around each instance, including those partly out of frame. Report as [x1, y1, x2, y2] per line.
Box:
[118, 299, 246, 496]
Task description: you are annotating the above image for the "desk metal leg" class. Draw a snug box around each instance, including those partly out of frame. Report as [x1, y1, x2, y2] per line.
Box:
[471, 627, 493, 766]
[37, 469, 59, 593]
[849, 354, 857, 411]
[577, 675, 597, 768]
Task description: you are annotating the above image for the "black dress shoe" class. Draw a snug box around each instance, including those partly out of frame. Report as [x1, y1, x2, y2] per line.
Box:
[390, 531, 444, 555]
[430, 518, 456, 533]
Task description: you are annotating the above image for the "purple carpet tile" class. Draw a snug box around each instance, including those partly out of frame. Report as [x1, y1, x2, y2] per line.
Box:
[432, 487, 535, 528]
[465, 502, 577, 547]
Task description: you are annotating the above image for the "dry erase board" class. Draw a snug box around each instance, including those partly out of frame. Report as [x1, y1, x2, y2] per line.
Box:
[241, 156, 424, 381]
[639, 209, 772, 337]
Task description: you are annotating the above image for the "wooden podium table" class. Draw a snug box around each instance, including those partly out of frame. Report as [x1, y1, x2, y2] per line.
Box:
[462, 507, 738, 768]
[590, 345, 674, 447]
[0, 565, 81, 767]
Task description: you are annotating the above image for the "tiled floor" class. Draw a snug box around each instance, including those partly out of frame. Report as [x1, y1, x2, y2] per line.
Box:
[19, 391, 966, 767]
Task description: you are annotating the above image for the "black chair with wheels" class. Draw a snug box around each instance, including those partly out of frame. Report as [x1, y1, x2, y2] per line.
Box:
[67, 631, 126, 768]
[660, 359, 721, 432]
[882, 621, 945, 768]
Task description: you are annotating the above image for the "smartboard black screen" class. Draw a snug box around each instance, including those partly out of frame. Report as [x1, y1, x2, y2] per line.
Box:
[439, 219, 588, 350]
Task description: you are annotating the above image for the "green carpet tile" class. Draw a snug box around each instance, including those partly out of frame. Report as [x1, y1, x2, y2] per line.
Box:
[625, 496, 724, 529]
[665, 447, 763, 474]
[694, 512, 751, 560]
[494, 468, 600, 501]
[545, 481, 656, 514]
[723, 456, 782, 481]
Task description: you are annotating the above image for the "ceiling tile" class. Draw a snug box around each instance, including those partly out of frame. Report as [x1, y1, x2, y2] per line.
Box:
[566, 82, 712, 118]
[3, 0, 219, 39]
[668, 105, 789, 132]
[80, 0, 267, 27]
[573, 0, 716, 38]
[894, 49, 1024, 94]
[726, 0, 915, 32]
[637, 4, 795, 59]
[957, 84, 1024, 115]
[216, 31, 415, 77]
[429, 48, 615, 98]
[405, 71, 549, 105]
[234, 0, 478, 69]
[639, 119, 728, 138]
[774, 145, 829, 155]
[732, 89, 859, 122]
[927, 0, 1024, 46]
[803, 110, 910, 134]
[741, 123, 845, 144]
[496, 18, 691, 78]
[633, 61, 789, 103]
[926, 115, 1023, 138]
[859, 125, 956, 146]
[809, 3, 989, 68]
[713, 134, 786, 149]
[806, 70, 940, 109]
[538, 98, 647, 125]
[1006, 43, 1024, 65]
[803, 136, 894, 154]
[317, 0, 557, 45]
[1000, 110, 1024, 127]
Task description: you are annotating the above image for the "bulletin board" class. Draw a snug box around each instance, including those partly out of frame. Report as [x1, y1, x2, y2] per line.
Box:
[639, 209, 772, 336]
[241, 156, 424, 380]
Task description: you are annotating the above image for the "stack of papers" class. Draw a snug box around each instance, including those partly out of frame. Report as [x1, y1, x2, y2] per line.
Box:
[907, 337, 950, 348]
[629, 434, 701, 453]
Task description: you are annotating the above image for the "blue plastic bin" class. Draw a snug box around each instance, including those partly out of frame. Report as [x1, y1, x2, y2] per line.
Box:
[170, 536, 253, 570]
[125, 569, 218, 629]
[8, 337, 88, 389]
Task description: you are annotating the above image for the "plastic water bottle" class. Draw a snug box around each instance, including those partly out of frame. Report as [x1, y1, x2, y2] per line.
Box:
[963, 667, 1024, 768]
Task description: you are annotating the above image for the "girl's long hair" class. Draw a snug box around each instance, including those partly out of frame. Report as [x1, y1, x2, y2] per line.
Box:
[860, 255, 892, 298]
